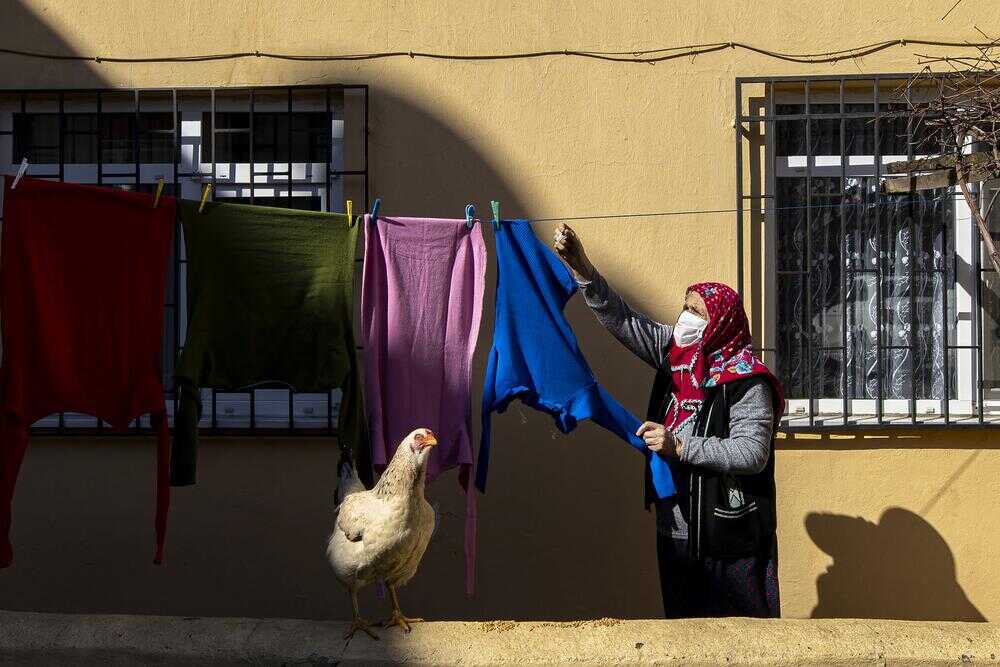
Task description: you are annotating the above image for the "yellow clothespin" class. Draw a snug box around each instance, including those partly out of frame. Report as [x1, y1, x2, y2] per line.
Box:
[153, 177, 165, 208]
[198, 183, 213, 213]
[346, 199, 353, 225]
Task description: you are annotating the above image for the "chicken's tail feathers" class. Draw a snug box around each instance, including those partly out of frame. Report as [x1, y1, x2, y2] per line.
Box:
[335, 457, 366, 507]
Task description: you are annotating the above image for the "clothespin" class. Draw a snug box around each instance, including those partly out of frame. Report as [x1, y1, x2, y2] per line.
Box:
[465, 203, 476, 229]
[490, 200, 501, 230]
[11, 158, 28, 190]
[153, 177, 165, 208]
[346, 199, 353, 226]
[369, 198, 381, 225]
[198, 183, 213, 213]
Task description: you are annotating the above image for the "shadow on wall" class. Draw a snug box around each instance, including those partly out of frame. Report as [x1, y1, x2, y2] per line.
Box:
[0, 1, 666, 622]
[0, 0, 108, 89]
[806, 508, 985, 622]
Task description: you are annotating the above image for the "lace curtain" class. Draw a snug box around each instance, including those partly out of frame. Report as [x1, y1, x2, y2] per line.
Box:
[774, 107, 955, 401]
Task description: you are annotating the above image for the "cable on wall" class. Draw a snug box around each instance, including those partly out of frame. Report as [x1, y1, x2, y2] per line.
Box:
[0, 38, 995, 67]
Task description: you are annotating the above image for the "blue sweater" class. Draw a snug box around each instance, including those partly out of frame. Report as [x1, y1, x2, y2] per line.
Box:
[476, 219, 675, 498]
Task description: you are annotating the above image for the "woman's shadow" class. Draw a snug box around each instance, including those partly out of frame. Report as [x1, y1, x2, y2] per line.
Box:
[806, 507, 985, 621]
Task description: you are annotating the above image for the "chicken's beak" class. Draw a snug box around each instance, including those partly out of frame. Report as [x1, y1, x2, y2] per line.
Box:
[421, 432, 439, 449]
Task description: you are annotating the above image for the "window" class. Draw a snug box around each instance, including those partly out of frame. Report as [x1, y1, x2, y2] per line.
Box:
[223, 196, 323, 211]
[13, 112, 176, 164]
[138, 112, 175, 163]
[13, 114, 60, 163]
[98, 114, 130, 163]
[0, 86, 369, 434]
[203, 112, 250, 163]
[201, 111, 330, 163]
[736, 76, 1000, 427]
[64, 113, 99, 163]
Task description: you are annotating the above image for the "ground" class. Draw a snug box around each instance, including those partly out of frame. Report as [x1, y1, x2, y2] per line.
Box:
[1, 609, 998, 665]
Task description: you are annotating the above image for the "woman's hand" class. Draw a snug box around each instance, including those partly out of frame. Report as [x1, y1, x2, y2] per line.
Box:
[552, 223, 596, 282]
[636, 422, 684, 459]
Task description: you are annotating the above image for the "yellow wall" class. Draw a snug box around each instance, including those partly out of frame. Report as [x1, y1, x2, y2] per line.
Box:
[0, 0, 997, 622]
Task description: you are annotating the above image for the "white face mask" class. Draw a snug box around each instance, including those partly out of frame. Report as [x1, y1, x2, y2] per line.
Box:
[673, 309, 708, 347]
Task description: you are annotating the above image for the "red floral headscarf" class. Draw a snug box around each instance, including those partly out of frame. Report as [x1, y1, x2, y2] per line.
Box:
[663, 282, 785, 433]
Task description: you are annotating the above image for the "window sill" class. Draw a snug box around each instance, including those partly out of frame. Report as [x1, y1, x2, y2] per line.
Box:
[780, 413, 1000, 430]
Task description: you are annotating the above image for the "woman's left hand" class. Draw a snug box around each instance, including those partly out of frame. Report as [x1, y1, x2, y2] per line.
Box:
[636, 421, 683, 459]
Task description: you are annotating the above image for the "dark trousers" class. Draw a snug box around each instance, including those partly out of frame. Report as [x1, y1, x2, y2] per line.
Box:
[656, 535, 780, 618]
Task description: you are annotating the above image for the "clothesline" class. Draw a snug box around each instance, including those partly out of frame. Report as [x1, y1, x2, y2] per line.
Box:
[406, 195, 974, 226]
[1, 186, 965, 227]
[529, 197, 964, 223]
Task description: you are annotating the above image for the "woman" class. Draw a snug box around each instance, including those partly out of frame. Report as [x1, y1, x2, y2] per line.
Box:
[553, 223, 784, 618]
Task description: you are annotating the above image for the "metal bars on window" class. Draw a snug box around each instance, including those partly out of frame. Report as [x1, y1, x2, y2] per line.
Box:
[0, 85, 370, 436]
[736, 74, 1000, 429]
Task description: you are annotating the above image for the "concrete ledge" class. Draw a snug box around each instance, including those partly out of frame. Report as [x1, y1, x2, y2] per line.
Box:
[1, 610, 998, 666]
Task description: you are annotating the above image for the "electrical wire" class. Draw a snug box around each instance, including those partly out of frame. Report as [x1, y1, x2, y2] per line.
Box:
[0, 38, 996, 67]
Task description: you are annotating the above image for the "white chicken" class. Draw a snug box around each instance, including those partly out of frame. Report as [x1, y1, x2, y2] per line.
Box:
[327, 427, 438, 640]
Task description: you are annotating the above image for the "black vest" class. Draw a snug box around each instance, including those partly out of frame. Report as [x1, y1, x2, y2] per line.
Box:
[645, 370, 777, 559]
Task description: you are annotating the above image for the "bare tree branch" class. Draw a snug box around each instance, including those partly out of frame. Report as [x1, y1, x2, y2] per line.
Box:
[984, 185, 1000, 220]
[891, 41, 1000, 274]
[941, 0, 963, 22]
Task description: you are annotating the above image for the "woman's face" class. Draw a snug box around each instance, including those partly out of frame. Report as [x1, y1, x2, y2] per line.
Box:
[684, 291, 709, 320]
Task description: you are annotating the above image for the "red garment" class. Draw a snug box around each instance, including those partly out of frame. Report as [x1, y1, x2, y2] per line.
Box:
[664, 282, 785, 433]
[0, 176, 175, 567]
[664, 341, 704, 432]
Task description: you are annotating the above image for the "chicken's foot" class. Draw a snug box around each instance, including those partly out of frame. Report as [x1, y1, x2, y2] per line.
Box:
[383, 610, 424, 633]
[383, 585, 424, 633]
[344, 617, 379, 641]
[345, 590, 379, 641]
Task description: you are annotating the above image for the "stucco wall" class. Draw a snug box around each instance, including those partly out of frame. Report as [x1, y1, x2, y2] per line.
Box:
[0, 0, 997, 622]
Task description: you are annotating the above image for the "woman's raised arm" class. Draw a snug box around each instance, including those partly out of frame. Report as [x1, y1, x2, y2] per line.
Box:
[553, 224, 672, 370]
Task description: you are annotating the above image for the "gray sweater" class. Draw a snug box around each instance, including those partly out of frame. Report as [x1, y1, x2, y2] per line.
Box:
[578, 272, 774, 539]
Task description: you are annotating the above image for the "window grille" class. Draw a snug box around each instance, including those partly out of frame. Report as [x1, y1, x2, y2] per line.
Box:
[736, 75, 1000, 428]
[0, 85, 370, 435]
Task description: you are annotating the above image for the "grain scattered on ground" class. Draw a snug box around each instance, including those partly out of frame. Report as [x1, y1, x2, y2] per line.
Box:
[480, 620, 517, 633]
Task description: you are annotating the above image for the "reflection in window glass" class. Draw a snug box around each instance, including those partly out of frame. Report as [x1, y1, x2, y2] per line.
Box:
[13, 112, 178, 164]
[202, 112, 329, 163]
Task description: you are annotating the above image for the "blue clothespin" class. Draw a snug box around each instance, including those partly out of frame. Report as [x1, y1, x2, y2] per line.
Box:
[370, 198, 381, 225]
[465, 203, 476, 229]
[490, 200, 500, 230]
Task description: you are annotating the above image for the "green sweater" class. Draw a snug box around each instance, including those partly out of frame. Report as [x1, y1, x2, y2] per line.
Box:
[172, 200, 369, 486]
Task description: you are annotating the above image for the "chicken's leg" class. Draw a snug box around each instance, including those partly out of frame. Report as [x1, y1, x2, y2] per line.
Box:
[344, 589, 379, 640]
[383, 585, 424, 633]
